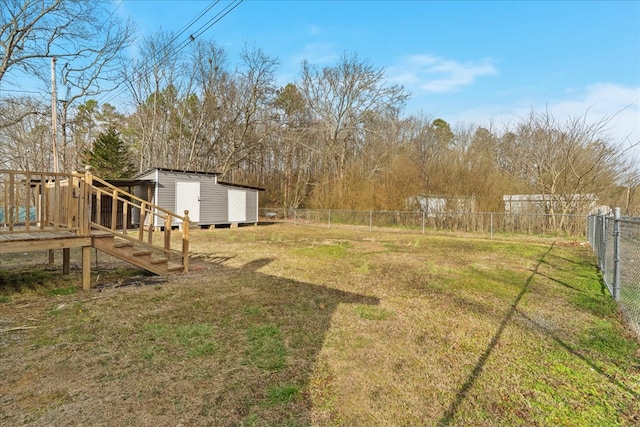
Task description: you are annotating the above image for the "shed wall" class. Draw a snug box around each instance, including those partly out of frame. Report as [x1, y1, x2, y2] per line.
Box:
[134, 169, 260, 227]
[246, 189, 258, 223]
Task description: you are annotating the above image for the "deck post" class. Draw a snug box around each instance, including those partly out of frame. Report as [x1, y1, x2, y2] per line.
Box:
[81, 166, 94, 290]
[83, 166, 93, 236]
[82, 245, 91, 290]
[63, 248, 70, 275]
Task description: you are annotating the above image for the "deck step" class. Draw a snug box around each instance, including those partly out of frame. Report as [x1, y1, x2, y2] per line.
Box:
[114, 241, 134, 248]
[90, 219, 186, 276]
[167, 263, 184, 272]
[133, 250, 152, 256]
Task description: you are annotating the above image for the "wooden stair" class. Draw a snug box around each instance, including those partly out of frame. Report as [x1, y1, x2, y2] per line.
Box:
[88, 174, 191, 278]
[92, 234, 185, 276]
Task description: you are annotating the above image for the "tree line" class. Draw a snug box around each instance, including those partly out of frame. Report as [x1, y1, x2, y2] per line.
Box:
[1, 2, 638, 215]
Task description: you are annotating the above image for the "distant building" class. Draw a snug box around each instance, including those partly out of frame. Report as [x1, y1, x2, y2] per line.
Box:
[406, 194, 475, 216]
[502, 194, 598, 215]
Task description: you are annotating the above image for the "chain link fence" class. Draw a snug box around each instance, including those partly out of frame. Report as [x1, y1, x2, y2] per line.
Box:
[588, 209, 640, 337]
[260, 208, 587, 238]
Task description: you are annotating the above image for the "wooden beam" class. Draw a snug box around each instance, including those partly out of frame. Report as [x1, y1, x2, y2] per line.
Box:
[62, 248, 70, 275]
[25, 172, 31, 232]
[8, 173, 14, 231]
[39, 175, 45, 229]
[0, 237, 92, 254]
[83, 166, 93, 236]
[82, 246, 91, 290]
[139, 202, 146, 241]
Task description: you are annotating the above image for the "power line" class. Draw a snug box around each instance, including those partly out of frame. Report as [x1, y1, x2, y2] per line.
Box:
[0, 88, 44, 95]
[97, 0, 243, 107]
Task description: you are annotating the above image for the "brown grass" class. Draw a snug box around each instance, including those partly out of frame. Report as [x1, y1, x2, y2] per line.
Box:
[1, 224, 638, 426]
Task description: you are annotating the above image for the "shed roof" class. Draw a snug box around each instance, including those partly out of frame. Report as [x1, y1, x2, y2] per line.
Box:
[135, 167, 265, 191]
[218, 181, 265, 191]
[135, 167, 221, 178]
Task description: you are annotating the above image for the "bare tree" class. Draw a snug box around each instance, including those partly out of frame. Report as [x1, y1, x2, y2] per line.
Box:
[126, 31, 185, 171]
[270, 82, 315, 211]
[1, 0, 135, 172]
[0, 97, 50, 170]
[499, 110, 637, 225]
[299, 52, 408, 182]
[1, 1, 134, 84]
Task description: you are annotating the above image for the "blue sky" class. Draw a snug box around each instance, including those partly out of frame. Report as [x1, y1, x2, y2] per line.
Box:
[8, 0, 636, 149]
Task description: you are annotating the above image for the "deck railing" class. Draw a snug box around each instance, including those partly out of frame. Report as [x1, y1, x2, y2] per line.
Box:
[1, 168, 190, 272]
[0, 170, 85, 234]
[89, 173, 190, 271]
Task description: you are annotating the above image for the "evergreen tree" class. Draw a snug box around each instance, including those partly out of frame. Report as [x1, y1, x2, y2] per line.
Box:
[84, 127, 135, 179]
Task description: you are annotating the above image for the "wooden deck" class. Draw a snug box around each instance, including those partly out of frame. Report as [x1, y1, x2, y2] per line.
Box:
[0, 228, 113, 253]
[1, 168, 191, 289]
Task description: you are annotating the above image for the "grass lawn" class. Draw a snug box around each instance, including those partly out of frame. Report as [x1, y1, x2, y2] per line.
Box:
[1, 224, 639, 426]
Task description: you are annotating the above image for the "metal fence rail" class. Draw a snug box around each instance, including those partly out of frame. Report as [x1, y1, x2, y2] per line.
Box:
[588, 208, 640, 337]
[260, 208, 588, 238]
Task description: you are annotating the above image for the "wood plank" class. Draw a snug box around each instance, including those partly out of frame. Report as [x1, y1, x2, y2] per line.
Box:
[0, 237, 91, 254]
[63, 248, 70, 275]
[0, 231, 76, 241]
[39, 176, 45, 229]
[111, 189, 118, 230]
[122, 199, 128, 234]
[2, 173, 8, 228]
[139, 202, 146, 241]
[8, 173, 14, 231]
[25, 172, 31, 232]
[53, 178, 60, 228]
[82, 246, 91, 290]
[95, 189, 102, 226]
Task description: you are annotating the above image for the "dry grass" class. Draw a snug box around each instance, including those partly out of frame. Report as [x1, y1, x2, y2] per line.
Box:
[1, 224, 639, 426]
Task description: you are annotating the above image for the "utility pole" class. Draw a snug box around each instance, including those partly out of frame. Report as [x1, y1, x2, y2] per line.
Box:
[50, 57, 58, 266]
[51, 57, 59, 173]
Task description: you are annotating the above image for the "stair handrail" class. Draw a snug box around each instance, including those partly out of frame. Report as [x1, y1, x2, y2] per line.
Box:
[86, 168, 190, 272]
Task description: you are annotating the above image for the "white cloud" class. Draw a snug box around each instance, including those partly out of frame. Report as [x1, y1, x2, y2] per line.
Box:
[291, 42, 338, 66]
[453, 82, 640, 153]
[308, 25, 322, 36]
[388, 54, 498, 93]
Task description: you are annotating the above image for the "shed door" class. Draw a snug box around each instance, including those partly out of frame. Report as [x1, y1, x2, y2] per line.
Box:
[228, 189, 246, 222]
[176, 181, 200, 223]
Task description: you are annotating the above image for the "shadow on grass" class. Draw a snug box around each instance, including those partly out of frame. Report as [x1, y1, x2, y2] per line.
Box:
[92, 255, 379, 425]
[191, 256, 381, 423]
[438, 243, 555, 426]
[516, 310, 639, 399]
[438, 242, 639, 426]
[0, 254, 380, 425]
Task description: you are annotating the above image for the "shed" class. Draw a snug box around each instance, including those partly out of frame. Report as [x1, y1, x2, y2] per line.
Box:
[406, 194, 476, 216]
[134, 168, 264, 228]
[502, 194, 598, 215]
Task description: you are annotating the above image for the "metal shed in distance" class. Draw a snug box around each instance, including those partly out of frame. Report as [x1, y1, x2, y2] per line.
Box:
[134, 168, 264, 228]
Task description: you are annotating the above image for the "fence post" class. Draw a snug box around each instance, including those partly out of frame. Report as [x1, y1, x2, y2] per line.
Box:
[600, 213, 606, 272]
[370, 210, 373, 232]
[328, 209, 331, 228]
[422, 210, 425, 235]
[293, 209, 297, 226]
[612, 207, 621, 301]
[490, 212, 494, 240]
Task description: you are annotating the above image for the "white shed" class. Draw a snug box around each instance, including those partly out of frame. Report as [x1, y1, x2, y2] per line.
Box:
[134, 168, 264, 228]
